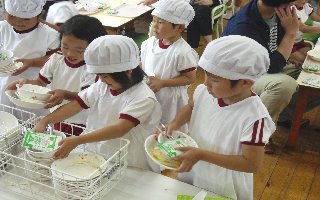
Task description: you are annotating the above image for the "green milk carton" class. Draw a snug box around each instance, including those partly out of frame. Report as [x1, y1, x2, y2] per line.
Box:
[156, 139, 188, 158]
[22, 130, 62, 152]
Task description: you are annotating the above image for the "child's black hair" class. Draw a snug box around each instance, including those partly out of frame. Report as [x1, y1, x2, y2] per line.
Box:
[261, 0, 295, 7]
[59, 15, 107, 44]
[108, 66, 144, 90]
[230, 80, 240, 87]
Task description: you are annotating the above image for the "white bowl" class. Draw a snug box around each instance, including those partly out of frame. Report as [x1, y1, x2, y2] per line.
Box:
[5, 90, 46, 109]
[307, 49, 320, 61]
[0, 50, 14, 68]
[25, 130, 66, 159]
[0, 62, 23, 77]
[158, 130, 198, 146]
[17, 84, 51, 102]
[24, 152, 52, 181]
[51, 152, 107, 181]
[145, 132, 198, 170]
[0, 111, 19, 136]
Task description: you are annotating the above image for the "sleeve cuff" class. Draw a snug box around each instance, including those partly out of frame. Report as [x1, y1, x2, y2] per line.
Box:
[75, 95, 89, 109]
[241, 141, 266, 146]
[119, 114, 140, 126]
[38, 73, 51, 84]
[180, 67, 197, 73]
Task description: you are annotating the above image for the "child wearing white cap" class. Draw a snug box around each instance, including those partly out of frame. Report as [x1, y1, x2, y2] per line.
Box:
[166, 35, 276, 200]
[33, 35, 162, 171]
[6, 15, 107, 136]
[43, 0, 78, 31]
[141, 0, 199, 132]
[0, 0, 59, 112]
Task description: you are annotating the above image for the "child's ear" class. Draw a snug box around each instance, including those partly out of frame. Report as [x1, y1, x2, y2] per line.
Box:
[243, 79, 254, 86]
[177, 24, 186, 32]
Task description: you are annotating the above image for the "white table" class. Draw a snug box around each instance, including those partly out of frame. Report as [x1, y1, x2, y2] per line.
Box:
[288, 55, 320, 146]
[84, 0, 153, 28]
[0, 167, 222, 200]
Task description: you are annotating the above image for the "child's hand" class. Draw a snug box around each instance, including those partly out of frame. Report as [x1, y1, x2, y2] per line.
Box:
[148, 76, 163, 92]
[5, 78, 28, 90]
[174, 146, 201, 172]
[12, 58, 34, 76]
[44, 89, 65, 109]
[53, 136, 79, 159]
[166, 122, 179, 136]
[33, 120, 50, 133]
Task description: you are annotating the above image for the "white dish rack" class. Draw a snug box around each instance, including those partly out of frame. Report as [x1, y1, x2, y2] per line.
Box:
[0, 116, 130, 200]
[0, 104, 36, 154]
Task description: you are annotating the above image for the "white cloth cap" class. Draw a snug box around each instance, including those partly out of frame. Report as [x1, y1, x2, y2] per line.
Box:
[199, 35, 270, 81]
[151, 0, 195, 26]
[85, 35, 140, 74]
[5, 0, 45, 18]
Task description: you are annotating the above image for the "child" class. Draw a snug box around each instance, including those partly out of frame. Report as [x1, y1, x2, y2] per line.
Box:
[0, 0, 60, 111]
[33, 35, 162, 171]
[6, 15, 107, 136]
[166, 35, 276, 200]
[141, 0, 199, 132]
[43, 0, 78, 31]
[290, 0, 320, 64]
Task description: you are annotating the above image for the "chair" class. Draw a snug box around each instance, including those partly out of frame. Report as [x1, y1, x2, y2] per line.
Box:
[211, 4, 226, 38]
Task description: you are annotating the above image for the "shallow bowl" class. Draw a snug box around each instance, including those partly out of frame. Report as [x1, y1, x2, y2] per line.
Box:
[17, 84, 51, 102]
[5, 90, 46, 109]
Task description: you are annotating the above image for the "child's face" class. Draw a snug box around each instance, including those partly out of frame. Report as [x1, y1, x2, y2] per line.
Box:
[5, 12, 39, 32]
[98, 74, 123, 92]
[61, 35, 88, 64]
[152, 16, 184, 41]
[204, 71, 241, 99]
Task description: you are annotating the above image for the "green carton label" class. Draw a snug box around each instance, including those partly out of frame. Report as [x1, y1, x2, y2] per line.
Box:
[157, 139, 187, 158]
[22, 130, 62, 152]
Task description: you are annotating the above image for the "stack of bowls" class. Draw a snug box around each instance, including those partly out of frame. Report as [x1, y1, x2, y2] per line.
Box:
[0, 50, 22, 77]
[51, 152, 108, 200]
[6, 84, 51, 109]
[25, 130, 66, 159]
[24, 151, 53, 181]
[0, 111, 19, 170]
[23, 130, 66, 181]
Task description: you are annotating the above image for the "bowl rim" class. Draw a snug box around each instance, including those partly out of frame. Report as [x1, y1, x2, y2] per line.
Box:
[145, 134, 179, 170]
[18, 83, 51, 94]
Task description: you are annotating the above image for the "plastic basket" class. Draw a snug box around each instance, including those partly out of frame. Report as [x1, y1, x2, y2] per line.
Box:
[0, 116, 130, 200]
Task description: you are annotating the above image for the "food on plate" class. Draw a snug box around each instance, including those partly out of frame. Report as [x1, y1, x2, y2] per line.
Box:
[304, 65, 320, 72]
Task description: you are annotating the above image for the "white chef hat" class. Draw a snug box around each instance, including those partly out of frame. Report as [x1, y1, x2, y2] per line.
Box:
[151, 0, 195, 26]
[85, 35, 140, 74]
[5, 0, 45, 18]
[198, 35, 270, 81]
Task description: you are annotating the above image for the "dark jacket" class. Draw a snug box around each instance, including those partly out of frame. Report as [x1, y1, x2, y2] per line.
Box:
[222, 0, 287, 73]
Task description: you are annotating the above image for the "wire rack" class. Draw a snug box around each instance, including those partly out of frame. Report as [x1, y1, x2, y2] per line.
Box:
[0, 116, 130, 200]
[0, 104, 36, 166]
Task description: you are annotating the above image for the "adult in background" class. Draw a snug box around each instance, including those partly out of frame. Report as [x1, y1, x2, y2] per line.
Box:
[223, 0, 302, 153]
[187, 0, 226, 49]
